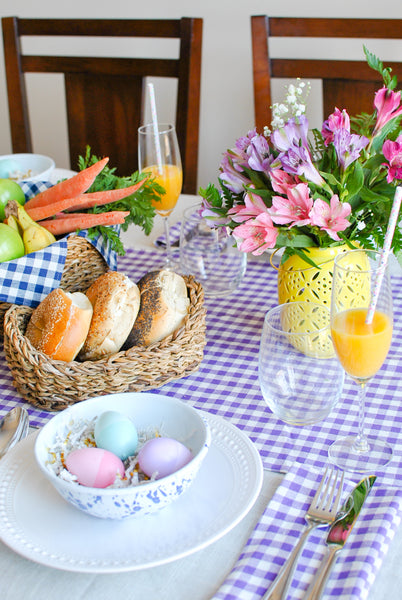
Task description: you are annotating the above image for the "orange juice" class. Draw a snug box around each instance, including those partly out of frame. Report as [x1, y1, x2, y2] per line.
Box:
[331, 308, 393, 380]
[144, 164, 182, 215]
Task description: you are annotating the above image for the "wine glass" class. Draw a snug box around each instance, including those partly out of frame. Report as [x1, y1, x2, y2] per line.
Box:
[138, 123, 183, 269]
[328, 249, 394, 472]
[258, 302, 345, 426]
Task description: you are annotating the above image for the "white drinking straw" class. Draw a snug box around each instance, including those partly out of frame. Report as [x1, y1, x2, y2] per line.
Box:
[147, 82, 163, 175]
[365, 186, 402, 324]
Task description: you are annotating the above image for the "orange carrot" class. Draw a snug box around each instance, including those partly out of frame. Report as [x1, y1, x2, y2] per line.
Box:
[65, 179, 145, 211]
[39, 211, 130, 235]
[26, 179, 145, 222]
[24, 157, 109, 210]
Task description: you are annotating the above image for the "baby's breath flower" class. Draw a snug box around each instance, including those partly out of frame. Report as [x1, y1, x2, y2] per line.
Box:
[271, 79, 311, 130]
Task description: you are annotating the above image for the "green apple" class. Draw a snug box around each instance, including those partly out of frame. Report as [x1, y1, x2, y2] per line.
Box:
[0, 223, 25, 262]
[0, 179, 26, 221]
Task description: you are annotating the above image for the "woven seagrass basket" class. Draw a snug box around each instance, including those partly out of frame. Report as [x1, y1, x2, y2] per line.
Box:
[3, 276, 206, 411]
[0, 235, 109, 338]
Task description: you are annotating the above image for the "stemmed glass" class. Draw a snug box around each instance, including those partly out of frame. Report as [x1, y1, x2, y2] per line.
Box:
[328, 249, 394, 472]
[138, 123, 183, 269]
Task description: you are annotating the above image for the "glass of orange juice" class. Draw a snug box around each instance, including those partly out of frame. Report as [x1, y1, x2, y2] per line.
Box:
[138, 123, 183, 269]
[329, 249, 394, 472]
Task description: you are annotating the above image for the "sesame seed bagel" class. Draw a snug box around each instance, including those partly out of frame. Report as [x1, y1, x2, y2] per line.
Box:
[78, 270, 140, 361]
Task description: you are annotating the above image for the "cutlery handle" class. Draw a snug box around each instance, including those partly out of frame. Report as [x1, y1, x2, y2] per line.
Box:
[303, 546, 340, 600]
[262, 522, 316, 600]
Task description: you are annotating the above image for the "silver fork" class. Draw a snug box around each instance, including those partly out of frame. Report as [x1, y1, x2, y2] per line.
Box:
[262, 466, 344, 600]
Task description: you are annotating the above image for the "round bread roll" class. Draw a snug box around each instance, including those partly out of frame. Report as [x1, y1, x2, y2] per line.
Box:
[25, 288, 93, 362]
[122, 270, 190, 349]
[78, 271, 140, 361]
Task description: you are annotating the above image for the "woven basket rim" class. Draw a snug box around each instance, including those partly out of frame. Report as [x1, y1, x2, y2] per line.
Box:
[3, 275, 206, 410]
[6, 275, 205, 361]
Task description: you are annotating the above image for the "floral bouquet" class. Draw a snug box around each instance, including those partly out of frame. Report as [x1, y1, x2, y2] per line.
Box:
[200, 48, 402, 267]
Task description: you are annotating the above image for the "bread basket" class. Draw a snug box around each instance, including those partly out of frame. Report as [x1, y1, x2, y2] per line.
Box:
[0, 234, 109, 338]
[3, 276, 206, 411]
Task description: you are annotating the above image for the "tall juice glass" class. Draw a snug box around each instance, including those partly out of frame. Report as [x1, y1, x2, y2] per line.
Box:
[138, 123, 182, 269]
[329, 249, 393, 472]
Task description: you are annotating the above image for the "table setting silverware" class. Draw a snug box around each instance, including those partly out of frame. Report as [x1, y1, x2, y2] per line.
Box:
[0, 406, 29, 459]
[263, 466, 344, 600]
[303, 475, 376, 600]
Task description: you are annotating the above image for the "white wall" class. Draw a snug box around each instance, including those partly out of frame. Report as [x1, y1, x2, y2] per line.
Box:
[1, 0, 402, 191]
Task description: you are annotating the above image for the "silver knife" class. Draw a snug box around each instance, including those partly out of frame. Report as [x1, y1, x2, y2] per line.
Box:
[303, 475, 376, 600]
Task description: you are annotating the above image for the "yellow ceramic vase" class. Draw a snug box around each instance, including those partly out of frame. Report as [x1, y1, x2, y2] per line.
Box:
[273, 246, 369, 358]
[276, 246, 350, 307]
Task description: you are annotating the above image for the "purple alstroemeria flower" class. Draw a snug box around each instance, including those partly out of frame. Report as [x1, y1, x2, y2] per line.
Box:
[333, 129, 369, 170]
[246, 134, 275, 174]
[270, 115, 310, 152]
[218, 130, 258, 193]
[234, 129, 258, 155]
[279, 145, 325, 186]
[219, 153, 251, 193]
[201, 206, 232, 227]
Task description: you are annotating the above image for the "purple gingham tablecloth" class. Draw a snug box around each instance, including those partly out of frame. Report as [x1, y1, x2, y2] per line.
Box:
[0, 246, 402, 598]
[0, 247, 401, 487]
[213, 463, 402, 600]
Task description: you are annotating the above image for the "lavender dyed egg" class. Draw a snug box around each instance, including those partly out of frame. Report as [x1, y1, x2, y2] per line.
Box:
[138, 437, 193, 480]
[65, 447, 125, 488]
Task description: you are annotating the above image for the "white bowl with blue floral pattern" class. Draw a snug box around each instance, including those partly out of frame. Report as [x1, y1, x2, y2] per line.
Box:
[34, 392, 211, 519]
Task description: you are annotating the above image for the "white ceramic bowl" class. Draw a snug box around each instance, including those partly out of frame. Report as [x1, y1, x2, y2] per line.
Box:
[0, 153, 55, 182]
[34, 392, 211, 520]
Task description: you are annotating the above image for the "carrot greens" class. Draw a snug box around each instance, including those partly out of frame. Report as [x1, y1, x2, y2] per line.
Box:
[76, 147, 160, 255]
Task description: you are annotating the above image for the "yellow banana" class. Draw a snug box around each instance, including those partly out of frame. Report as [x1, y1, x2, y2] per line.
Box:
[4, 214, 21, 234]
[15, 204, 56, 254]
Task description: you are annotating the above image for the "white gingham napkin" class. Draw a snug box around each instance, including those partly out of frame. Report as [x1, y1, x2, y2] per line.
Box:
[212, 463, 402, 600]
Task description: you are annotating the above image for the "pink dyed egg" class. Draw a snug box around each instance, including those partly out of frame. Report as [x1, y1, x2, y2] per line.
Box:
[137, 437, 193, 480]
[65, 447, 125, 488]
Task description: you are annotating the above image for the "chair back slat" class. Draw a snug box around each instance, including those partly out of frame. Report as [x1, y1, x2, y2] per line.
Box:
[2, 16, 203, 193]
[251, 16, 402, 132]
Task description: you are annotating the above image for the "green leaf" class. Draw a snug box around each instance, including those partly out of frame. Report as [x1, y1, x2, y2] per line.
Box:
[199, 183, 224, 208]
[343, 160, 364, 200]
[364, 46, 393, 87]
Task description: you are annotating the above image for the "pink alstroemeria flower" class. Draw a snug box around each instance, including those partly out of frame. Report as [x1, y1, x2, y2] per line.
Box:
[310, 194, 352, 242]
[309, 195, 351, 241]
[321, 108, 350, 146]
[269, 169, 300, 194]
[269, 183, 313, 227]
[373, 86, 402, 135]
[382, 134, 402, 183]
[229, 191, 267, 223]
[232, 212, 278, 255]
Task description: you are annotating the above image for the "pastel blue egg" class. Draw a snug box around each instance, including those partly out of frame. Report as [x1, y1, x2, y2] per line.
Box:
[94, 411, 138, 461]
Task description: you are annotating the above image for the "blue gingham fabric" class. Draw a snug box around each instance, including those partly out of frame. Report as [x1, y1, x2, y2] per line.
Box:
[0, 180, 117, 307]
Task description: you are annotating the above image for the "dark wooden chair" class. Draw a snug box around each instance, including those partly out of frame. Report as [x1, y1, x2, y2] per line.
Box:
[2, 16, 203, 194]
[251, 16, 402, 132]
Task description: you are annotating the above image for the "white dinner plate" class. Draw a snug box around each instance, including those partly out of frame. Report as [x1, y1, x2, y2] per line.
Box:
[0, 411, 263, 573]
